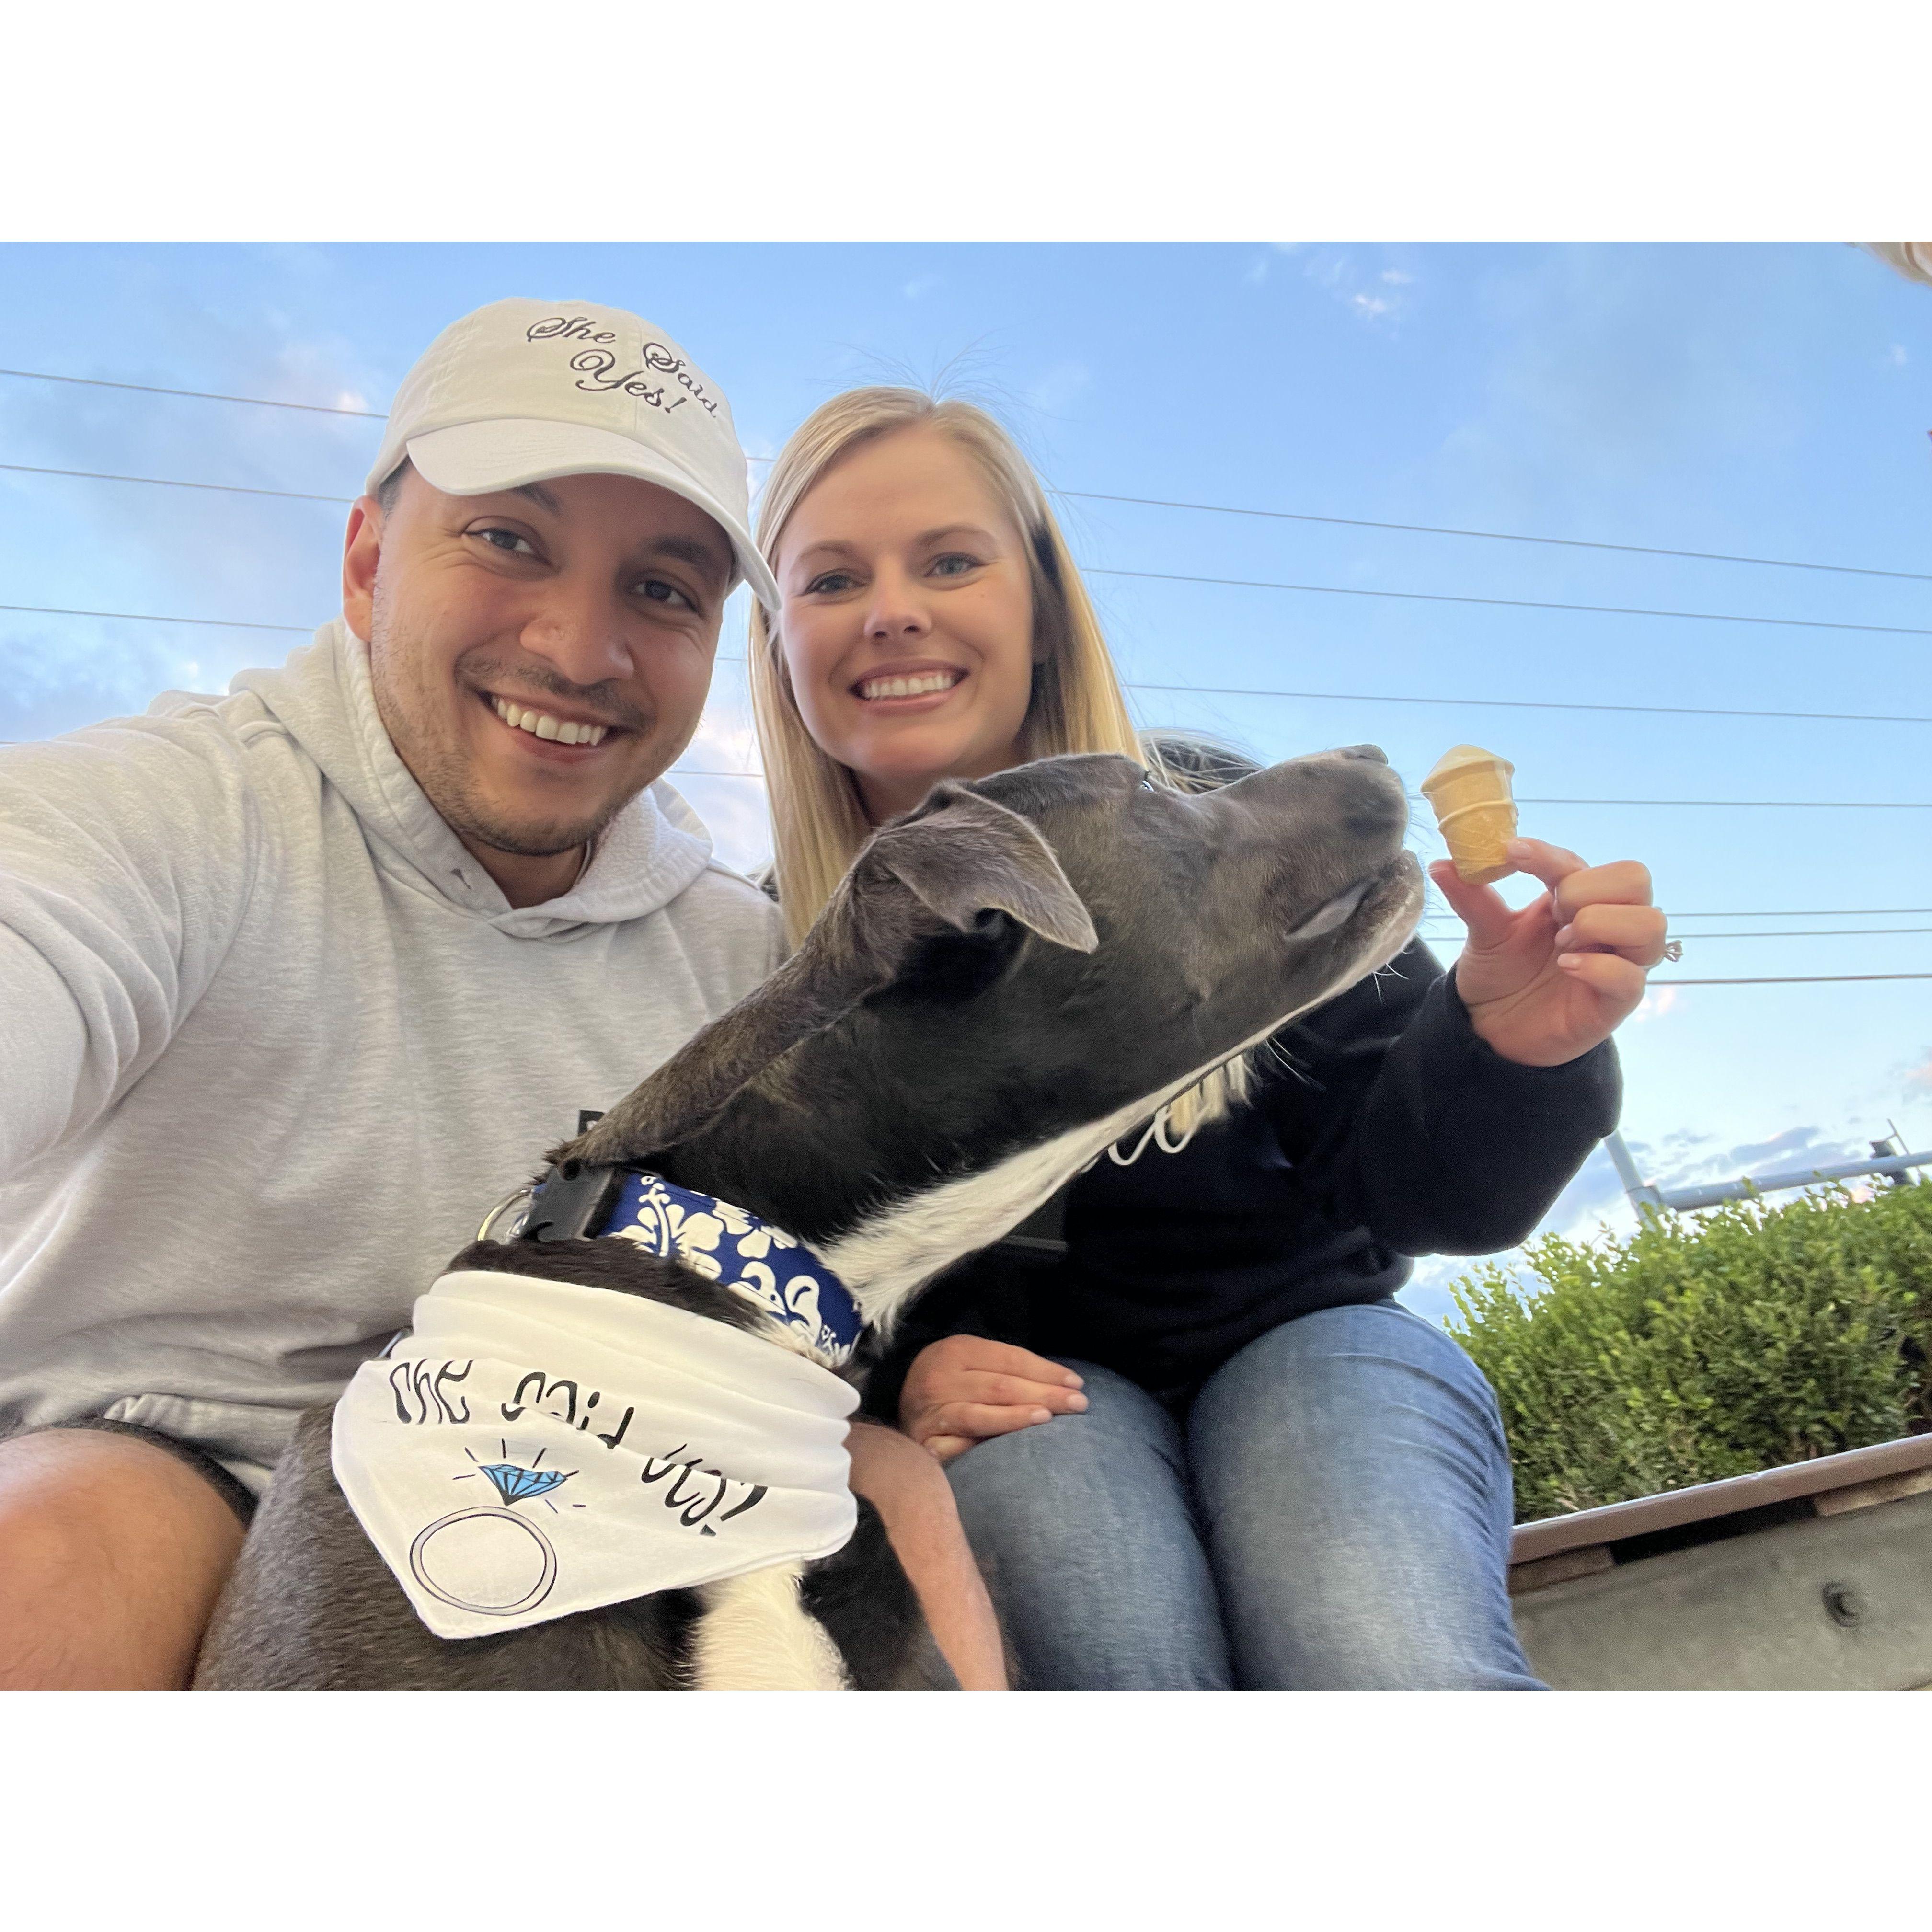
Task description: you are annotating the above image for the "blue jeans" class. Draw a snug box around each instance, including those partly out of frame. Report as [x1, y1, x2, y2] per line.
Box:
[946, 1300, 1541, 1689]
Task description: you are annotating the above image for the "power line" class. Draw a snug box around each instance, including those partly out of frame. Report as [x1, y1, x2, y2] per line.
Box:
[4, 612, 1905, 735]
[1612, 907, 1932, 919]
[0, 603, 309, 634]
[670, 770, 1932, 808]
[1645, 974, 1932, 986]
[1425, 911, 1932, 924]
[1120, 678, 1932, 729]
[0, 461, 349, 505]
[1048, 489, 1932, 586]
[1520, 797, 1932, 809]
[0, 368, 385, 419]
[1420, 926, 1932, 940]
[5, 365, 1925, 585]
[1089, 567, 1932, 639]
[711, 658, 1927, 729]
[7, 457, 1928, 644]
[745, 449, 1932, 586]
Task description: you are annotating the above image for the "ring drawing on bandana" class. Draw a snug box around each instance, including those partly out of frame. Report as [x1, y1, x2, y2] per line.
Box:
[406, 1444, 578, 1619]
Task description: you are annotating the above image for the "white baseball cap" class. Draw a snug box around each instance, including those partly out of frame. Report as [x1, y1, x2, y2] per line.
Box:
[365, 298, 779, 610]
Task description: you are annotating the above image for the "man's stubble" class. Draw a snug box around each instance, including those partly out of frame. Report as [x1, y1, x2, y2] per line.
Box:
[365, 578, 662, 862]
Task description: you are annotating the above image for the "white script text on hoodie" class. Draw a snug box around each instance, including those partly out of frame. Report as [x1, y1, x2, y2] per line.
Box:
[0, 621, 784, 1491]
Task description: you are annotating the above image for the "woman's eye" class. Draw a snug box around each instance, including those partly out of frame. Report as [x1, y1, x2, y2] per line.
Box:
[930, 552, 980, 578]
[474, 526, 538, 556]
[637, 578, 696, 611]
[805, 570, 857, 595]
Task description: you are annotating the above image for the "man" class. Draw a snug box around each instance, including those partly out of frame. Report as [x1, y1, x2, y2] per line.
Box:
[0, 298, 1000, 1688]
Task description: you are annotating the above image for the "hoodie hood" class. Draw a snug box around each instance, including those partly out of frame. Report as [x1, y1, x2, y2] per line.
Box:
[218, 621, 716, 939]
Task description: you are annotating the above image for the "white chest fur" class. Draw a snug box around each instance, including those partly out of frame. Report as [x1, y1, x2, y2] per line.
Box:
[690, 1564, 851, 1690]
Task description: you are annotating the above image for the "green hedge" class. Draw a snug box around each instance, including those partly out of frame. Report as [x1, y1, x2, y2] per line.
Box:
[1448, 1178, 1932, 1523]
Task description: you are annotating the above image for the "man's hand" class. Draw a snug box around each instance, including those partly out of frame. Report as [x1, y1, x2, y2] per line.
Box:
[899, 1334, 1088, 1463]
[1431, 836, 1669, 1069]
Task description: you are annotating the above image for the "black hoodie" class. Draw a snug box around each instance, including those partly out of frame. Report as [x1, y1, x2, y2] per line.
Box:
[863, 939, 1620, 1415]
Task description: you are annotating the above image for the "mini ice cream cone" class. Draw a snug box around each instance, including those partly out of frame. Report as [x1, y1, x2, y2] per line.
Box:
[1420, 744, 1518, 885]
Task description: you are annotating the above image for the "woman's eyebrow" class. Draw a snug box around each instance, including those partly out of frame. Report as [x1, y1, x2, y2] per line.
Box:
[914, 523, 999, 547]
[788, 524, 1003, 572]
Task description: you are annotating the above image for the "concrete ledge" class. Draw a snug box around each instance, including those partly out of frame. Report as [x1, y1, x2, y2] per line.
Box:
[1509, 1431, 1932, 1568]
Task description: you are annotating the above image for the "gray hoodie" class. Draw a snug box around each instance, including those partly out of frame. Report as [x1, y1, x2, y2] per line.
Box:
[0, 620, 784, 1489]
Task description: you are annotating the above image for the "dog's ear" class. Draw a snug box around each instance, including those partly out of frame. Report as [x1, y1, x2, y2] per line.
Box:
[566, 783, 1094, 1167]
[863, 782, 1098, 954]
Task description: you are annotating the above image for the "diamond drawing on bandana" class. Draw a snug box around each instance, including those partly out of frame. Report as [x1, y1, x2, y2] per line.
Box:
[480, 1462, 573, 1506]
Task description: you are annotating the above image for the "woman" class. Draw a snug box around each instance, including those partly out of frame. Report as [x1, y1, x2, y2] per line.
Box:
[748, 389, 1667, 1689]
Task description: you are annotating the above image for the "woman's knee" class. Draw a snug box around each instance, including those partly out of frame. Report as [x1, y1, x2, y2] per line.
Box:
[1185, 1307, 1532, 1689]
[947, 1360, 1182, 1502]
[1199, 1301, 1507, 1459]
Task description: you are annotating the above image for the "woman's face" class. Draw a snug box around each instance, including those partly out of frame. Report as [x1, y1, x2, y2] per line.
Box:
[773, 424, 1039, 822]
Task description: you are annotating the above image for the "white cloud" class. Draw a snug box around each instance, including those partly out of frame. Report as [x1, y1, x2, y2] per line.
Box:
[1888, 343, 1909, 366]
[0, 310, 391, 736]
[1026, 359, 1091, 418]
[1242, 243, 1309, 288]
[1298, 249, 1411, 332]
[901, 274, 940, 301]
[664, 657, 772, 877]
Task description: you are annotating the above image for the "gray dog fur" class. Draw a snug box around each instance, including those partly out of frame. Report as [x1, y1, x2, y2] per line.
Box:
[194, 748, 1420, 1690]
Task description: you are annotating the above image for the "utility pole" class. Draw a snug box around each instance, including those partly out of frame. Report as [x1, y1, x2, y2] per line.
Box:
[1603, 1127, 1932, 1217]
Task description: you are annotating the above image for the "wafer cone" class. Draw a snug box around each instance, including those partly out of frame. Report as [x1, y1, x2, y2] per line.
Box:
[1420, 744, 1518, 885]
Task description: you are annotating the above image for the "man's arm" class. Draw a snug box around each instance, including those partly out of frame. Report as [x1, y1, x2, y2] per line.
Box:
[0, 715, 263, 1172]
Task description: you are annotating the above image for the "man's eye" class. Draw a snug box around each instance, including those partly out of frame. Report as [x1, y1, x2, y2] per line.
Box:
[638, 578, 696, 611]
[475, 527, 537, 556]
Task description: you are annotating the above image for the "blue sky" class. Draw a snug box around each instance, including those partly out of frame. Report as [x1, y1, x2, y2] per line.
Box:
[3, 242, 1928, 1321]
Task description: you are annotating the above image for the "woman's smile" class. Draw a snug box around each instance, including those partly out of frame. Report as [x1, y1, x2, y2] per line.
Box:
[849, 660, 968, 709]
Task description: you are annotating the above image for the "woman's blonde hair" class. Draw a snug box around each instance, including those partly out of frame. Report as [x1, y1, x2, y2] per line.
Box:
[748, 386, 1251, 1138]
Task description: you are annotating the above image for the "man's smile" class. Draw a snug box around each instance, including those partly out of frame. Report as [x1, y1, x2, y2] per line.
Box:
[485, 691, 613, 747]
[467, 688, 637, 768]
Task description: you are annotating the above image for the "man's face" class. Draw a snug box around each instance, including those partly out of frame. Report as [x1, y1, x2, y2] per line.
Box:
[347, 468, 735, 863]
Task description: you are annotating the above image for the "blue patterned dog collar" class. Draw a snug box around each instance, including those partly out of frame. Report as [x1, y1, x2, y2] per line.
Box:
[490, 1166, 862, 1368]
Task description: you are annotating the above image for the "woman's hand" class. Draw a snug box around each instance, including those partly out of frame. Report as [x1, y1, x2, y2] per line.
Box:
[1429, 836, 1669, 1069]
[899, 1334, 1088, 1463]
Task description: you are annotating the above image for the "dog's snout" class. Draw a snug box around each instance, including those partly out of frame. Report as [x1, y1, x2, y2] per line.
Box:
[1334, 744, 1387, 765]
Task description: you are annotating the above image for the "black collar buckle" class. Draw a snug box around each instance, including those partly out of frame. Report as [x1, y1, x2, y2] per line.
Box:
[517, 1160, 622, 1244]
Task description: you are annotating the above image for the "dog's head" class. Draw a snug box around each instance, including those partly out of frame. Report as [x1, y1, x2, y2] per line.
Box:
[562, 747, 1420, 1313]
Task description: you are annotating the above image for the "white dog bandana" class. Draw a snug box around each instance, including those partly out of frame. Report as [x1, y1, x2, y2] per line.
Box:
[332, 1270, 859, 1641]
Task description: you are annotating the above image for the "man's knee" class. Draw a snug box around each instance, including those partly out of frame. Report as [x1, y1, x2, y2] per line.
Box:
[0, 1428, 247, 1689]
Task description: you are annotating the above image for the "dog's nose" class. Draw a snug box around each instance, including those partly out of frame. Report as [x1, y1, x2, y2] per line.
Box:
[1334, 744, 1387, 765]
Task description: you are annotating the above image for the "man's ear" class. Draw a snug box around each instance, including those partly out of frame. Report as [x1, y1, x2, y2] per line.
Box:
[342, 497, 384, 642]
[862, 783, 1098, 954]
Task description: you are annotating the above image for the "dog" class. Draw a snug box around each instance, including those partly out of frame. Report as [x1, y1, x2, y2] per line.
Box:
[194, 746, 1422, 1690]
